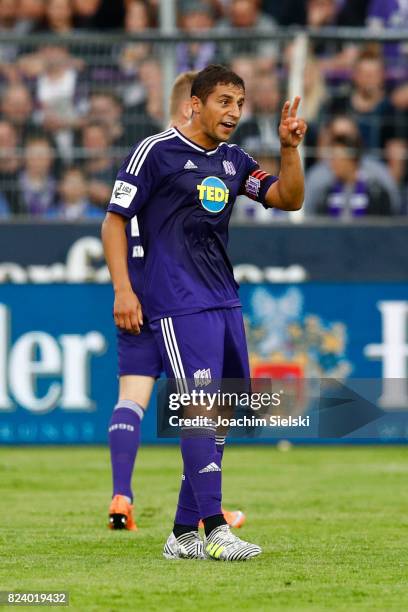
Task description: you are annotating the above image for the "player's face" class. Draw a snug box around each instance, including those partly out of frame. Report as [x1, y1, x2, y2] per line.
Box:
[195, 83, 245, 144]
[329, 145, 357, 181]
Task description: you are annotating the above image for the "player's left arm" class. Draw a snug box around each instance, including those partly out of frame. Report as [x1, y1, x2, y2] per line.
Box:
[264, 97, 307, 211]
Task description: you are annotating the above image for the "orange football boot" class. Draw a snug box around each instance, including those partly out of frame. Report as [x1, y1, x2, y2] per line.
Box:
[199, 508, 246, 529]
[108, 494, 138, 531]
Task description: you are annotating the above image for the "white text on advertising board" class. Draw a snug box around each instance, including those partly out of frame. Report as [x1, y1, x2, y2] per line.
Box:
[0, 304, 106, 413]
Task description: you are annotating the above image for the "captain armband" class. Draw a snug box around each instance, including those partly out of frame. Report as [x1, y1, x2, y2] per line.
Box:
[241, 169, 279, 204]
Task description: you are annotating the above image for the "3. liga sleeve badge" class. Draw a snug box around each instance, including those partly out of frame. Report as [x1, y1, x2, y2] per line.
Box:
[110, 180, 138, 208]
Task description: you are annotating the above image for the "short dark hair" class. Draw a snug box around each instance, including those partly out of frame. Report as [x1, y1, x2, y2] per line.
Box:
[89, 89, 122, 108]
[331, 134, 363, 161]
[191, 64, 245, 103]
[25, 133, 54, 149]
[62, 166, 85, 179]
[355, 46, 384, 67]
[83, 120, 109, 136]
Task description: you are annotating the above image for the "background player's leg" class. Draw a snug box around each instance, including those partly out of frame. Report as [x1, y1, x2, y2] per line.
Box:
[108, 375, 155, 530]
[109, 326, 162, 529]
[119, 374, 155, 410]
[109, 401, 143, 503]
[109, 375, 154, 502]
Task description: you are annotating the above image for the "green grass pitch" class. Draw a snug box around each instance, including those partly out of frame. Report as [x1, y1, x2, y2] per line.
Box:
[0, 445, 407, 611]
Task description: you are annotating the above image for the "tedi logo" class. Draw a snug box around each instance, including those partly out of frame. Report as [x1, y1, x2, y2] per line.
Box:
[0, 303, 106, 413]
[197, 176, 229, 213]
[364, 301, 408, 408]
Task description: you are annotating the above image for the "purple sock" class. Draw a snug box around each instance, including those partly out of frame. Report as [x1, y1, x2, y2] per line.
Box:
[174, 473, 201, 527]
[175, 435, 226, 526]
[109, 401, 144, 502]
[216, 435, 226, 460]
[179, 427, 222, 520]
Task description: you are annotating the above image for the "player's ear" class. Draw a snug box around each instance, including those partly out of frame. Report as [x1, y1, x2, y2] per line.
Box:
[190, 95, 201, 115]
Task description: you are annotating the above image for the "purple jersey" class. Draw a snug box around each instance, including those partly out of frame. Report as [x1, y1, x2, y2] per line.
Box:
[368, 0, 408, 27]
[367, 0, 408, 65]
[108, 127, 277, 321]
[125, 216, 145, 297]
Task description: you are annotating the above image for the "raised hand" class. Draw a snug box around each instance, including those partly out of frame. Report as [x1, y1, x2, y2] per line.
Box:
[279, 96, 307, 148]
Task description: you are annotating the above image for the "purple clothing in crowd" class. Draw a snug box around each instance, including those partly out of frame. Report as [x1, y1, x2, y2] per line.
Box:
[327, 178, 370, 218]
[19, 173, 57, 216]
[367, 0, 408, 76]
[176, 42, 217, 73]
[368, 0, 408, 27]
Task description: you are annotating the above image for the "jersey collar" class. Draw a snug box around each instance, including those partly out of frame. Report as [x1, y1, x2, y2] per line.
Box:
[174, 127, 220, 156]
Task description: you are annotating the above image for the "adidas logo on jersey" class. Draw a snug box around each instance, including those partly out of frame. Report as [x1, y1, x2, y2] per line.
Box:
[199, 462, 221, 474]
[184, 159, 198, 170]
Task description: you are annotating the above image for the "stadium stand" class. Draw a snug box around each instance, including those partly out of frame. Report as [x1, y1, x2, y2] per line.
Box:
[0, 0, 405, 219]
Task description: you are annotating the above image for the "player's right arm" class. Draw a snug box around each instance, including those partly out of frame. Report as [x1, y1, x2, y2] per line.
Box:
[102, 211, 143, 334]
[264, 97, 307, 211]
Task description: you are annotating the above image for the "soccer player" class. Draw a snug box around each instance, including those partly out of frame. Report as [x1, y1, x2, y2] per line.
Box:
[107, 71, 245, 532]
[102, 65, 306, 561]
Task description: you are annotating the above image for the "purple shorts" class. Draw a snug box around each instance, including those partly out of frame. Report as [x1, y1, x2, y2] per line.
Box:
[149, 307, 250, 390]
[117, 323, 163, 378]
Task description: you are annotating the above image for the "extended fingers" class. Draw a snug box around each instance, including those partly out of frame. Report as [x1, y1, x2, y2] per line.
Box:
[290, 96, 301, 117]
[281, 100, 290, 121]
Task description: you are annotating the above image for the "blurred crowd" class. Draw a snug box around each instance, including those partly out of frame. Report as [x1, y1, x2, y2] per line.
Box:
[0, 0, 406, 220]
